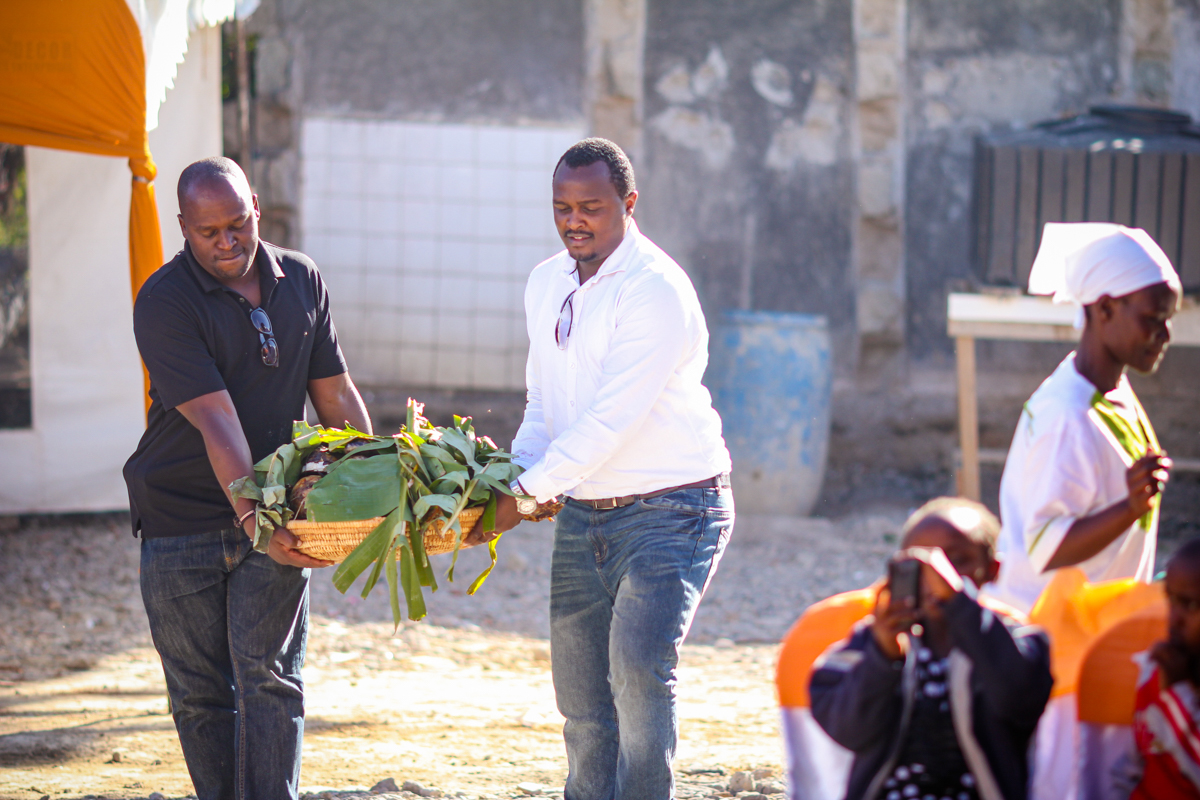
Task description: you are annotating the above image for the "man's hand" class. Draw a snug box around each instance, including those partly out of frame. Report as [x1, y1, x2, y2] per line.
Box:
[870, 586, 918, 661]
[463, 493, 524, 548]
[242, 517, 333, 568]
[903, 547, 965, 605]
[1128, 452, 1172, 519]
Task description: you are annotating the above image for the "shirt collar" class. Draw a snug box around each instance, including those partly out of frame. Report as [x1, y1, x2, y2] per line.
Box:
[183, 241, 284, 300]
[559, 218, 641, 284]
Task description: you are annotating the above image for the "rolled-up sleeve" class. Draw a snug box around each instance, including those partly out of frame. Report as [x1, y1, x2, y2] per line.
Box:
[516, 272, 694, 502]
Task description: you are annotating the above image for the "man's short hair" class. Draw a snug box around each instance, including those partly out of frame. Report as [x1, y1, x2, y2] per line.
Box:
[554, 138, 636, 199]
[177, 156, 248, 212]
[901, 496, 1001, 558]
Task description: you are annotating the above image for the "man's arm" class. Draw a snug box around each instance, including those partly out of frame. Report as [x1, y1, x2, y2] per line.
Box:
[308, 373, 372, 433]
[175, 390, 332, 569]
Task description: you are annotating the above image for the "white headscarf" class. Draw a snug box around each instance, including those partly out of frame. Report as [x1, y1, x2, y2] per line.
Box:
[1027, 222, 1181, 328]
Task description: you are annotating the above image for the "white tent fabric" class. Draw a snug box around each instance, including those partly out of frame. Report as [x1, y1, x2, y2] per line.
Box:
[781, 707, 854, 800]
[125, 0, 258, 131]
[0, 26, 223, 514]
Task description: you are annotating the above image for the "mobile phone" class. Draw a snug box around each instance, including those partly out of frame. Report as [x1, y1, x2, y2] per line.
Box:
[888, 557, 921, 608]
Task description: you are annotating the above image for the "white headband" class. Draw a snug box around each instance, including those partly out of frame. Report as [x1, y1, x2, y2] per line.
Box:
[1028, 222, 1180, 328]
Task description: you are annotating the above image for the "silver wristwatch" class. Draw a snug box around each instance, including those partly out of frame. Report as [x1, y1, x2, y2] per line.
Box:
[512, 480, 538, 515]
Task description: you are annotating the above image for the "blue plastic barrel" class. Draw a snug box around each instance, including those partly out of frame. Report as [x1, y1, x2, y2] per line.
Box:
[706, 311, 832, 516]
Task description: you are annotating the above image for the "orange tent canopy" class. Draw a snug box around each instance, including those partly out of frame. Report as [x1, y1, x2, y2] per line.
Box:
[0, 0, 163, 400]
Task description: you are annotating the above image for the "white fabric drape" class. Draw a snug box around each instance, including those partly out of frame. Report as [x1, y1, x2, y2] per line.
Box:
[124, 0, 259, 130]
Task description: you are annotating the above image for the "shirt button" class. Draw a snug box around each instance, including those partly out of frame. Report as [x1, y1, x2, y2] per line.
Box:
[569, 400, 575, 407]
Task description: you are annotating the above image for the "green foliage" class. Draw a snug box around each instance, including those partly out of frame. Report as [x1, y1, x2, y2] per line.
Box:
[230, 399, 523, 629]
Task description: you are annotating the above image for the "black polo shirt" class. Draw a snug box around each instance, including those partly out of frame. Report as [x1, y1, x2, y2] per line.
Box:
[123, 241, 347, 538]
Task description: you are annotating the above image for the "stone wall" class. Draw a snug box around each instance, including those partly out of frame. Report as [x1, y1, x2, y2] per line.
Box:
[230, 0, 1200, 504]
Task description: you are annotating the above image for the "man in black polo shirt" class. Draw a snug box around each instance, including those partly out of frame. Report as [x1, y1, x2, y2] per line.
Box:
[124, 156, 371, 799]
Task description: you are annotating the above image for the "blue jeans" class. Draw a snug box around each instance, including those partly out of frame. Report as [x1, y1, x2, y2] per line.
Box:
[141, 528, 310, 800]
[550, 486, 734, 800]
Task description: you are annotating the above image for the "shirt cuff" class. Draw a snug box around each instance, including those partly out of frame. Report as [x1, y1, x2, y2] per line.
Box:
[514, 461, 561, 505]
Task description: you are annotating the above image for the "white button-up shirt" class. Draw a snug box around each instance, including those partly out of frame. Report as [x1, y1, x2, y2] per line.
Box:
[987, 353, 1157, 613]
[511, 220, 731, 503]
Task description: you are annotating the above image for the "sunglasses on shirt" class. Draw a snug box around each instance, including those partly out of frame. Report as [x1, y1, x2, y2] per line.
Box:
[249, 307, 280, 368]
[555, 289, 576, 350]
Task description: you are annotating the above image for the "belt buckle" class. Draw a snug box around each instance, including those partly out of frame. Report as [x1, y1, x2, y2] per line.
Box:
[593, 497, 621, 510]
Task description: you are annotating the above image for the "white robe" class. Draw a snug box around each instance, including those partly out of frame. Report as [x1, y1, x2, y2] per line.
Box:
[987, 353, 1158, 614]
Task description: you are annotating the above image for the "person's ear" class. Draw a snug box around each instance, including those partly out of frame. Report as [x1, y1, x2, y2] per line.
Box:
[624, 190, 638, 217]
[252, 193, 261, 218]
[177, 212, 186, 237]
[1095, 294, 1117, 324]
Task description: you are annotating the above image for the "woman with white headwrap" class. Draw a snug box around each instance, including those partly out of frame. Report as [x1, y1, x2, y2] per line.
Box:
[988, 222, 1180, 613]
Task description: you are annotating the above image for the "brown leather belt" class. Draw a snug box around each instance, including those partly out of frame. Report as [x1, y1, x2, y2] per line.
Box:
[573, 473, 731, 510]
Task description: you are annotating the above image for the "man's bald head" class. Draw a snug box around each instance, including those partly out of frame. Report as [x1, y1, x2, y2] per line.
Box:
[177, 156, 251, 218]
[176, 157, 260, 285]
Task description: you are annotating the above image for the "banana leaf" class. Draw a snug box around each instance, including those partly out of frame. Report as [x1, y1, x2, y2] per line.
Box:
[305, 456, 404, 522]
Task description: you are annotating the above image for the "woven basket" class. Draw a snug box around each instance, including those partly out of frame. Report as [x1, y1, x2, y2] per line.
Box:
[287, 506, 485, 563]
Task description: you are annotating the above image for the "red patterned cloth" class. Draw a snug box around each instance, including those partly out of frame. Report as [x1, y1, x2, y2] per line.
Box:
[1131, 659, 1200, 799]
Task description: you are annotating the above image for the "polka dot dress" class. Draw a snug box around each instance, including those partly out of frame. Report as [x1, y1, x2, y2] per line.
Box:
[882, 646, 979, 800]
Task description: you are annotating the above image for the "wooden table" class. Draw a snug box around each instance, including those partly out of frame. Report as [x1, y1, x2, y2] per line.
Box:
[947, 292, 1200, 500]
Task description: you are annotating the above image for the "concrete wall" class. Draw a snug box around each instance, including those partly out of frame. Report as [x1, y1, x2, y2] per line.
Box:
[638, 1, 858, 362]
[238, 0, 1200, 504]
[904, 0, 1121, 358]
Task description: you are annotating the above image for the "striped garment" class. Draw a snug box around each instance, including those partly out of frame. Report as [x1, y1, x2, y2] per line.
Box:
[1131, 657, 1200, 799]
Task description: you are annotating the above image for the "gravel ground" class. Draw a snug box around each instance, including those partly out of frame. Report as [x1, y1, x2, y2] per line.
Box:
[0, 507, 906, 683]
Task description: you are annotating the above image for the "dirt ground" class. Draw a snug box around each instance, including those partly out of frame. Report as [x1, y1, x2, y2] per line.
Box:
[2, 512, 873, 800]
[3, 496, 1190, 800]
[0, 621, 780, 799]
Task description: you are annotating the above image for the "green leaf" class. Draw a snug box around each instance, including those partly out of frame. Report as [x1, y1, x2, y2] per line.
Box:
[252, 508, 275, 553]
[467, 532, 503, 595]
[475, 473, 517, 497]
[413, 493, 459, 519]
[229, 477, 264, 503]
[480, 492, 497, 534]
[437, 428, 482, 471]
[444, 479, 478, 583]
[481, 461, 523, 483]
[399, 544, 426, 622]
[331, 509, 398, 593]
[292, 420, 366, 451]
[262, 484, 287, 508]
[306, 456, 403, 522]
[385, 543, 402, 628]
[431, 471, 469, 494]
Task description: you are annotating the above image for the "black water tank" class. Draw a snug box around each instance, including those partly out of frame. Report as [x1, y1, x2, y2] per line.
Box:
[972, 105, 1200, 292]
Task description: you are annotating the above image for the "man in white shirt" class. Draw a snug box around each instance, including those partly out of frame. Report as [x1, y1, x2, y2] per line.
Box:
[989, 223, 1179, 614]
[486, 138, 734, 800]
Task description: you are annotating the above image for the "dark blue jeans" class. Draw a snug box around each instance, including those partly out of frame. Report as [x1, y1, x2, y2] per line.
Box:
[141, 528, 310, 800]
[550, 487, 734, 800]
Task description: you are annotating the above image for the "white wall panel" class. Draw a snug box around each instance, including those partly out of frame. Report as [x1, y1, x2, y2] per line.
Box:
[300, 117, 583, 391]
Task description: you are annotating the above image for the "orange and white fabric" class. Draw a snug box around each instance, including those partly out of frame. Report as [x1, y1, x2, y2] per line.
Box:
[776, 585, 879, 800]
[1023, 570, 1165, 800]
